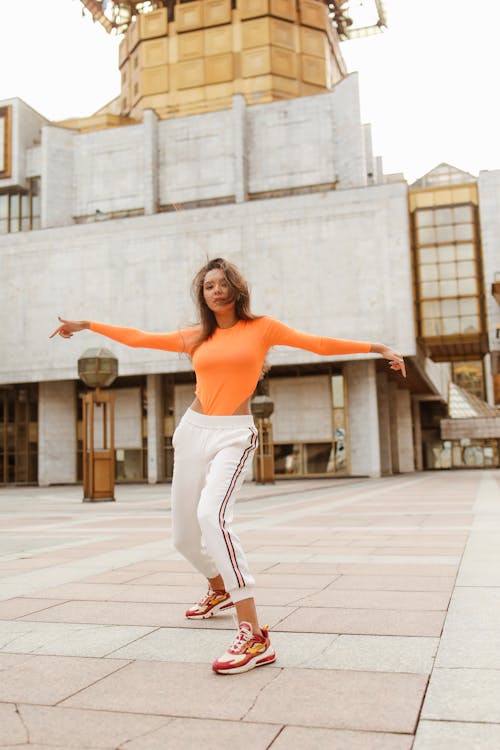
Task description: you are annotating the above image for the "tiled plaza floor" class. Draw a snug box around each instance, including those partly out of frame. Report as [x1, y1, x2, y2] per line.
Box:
[0, 470, 499, 749]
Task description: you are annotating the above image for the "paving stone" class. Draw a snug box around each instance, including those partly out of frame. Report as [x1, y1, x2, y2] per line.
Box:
[0, 619, 156, 657]
[435, 627, 500, 669]
[421, 668, 500, 722]
[303, 634, 438, 673]
[270, 726, 414, 750]
[61, 660, 280, 718]
[18, 704, 168, 749]
[413, 720, 500, 750]
[21, 600, 292, 629]
[117, 716, 281, 750]
[274, 606, 445, 636]
[244, 668, 428, 732]
[0, 653, 129, 704]
[293, 589, 450, 611]
[0, 702, 28, 744]
[328, 575, 455, 592]
[0, 597, 64, 619]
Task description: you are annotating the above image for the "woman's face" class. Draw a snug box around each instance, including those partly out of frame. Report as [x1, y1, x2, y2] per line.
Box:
[202, 268, 236, 314]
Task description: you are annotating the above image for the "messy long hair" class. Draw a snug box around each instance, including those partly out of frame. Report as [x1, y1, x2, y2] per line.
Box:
[190, 258, 259, 353]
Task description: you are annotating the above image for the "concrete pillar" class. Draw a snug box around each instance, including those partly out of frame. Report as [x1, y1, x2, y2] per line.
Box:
[143, 109, 159, 216]
[38, 381, 76, 485]
[396, 389, 415, 472]
[232, 94, 248, 203]
[345, 360, 381, 477]
[376, 372, 392, 475]
[40, 126, 75, 228]
[147, 374, 164, 484]
[388, 382, 400, 473]
[412, 397, 423, 472]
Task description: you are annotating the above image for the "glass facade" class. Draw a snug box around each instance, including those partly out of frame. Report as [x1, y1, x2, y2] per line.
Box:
[0, 177, 40, 234]
[0, 384, 38, 484]
[273, 373, 347, 477]
[414, 203, 481, 338]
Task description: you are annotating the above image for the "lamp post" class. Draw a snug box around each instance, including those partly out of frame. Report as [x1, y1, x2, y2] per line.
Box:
[78, 348, 118, 502]
[250, 392, 275, 484]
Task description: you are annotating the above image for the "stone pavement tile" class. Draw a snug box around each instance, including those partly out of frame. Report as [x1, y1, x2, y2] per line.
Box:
[435, 627, 500, 669]
[0, 598, 64, 619]
[125, 571, 227, 586]
[244, 668, 428, 732]
[21, 600, 293, 630]
[303, 634, 438, 673]
[17, 704, 169, 748]
[329, 575, 455, 592]
[413, 720, 500, 750]
[0, 702, 28, 745]
[327, 563, 458, 576]
[61, 660, 280, 718]
[78, 569, 150, 584]
[258, 562, 341, 575]
[294, 589, 450, 611]
[110, 627, 337, 668]
[270, 726, 413, 750]
[255, 572, 338, 589]
[274, 606, 445, 636]
[0, 620, 156, 657]
[421, 668, 500, 722]
[370, 547, 463, 557]
[0, 653, 128, 704]
[443, 587, 500, 630]
[310, 554, 461, 565]
[113, 560, 196, 573]
[117, 716, 281, 750]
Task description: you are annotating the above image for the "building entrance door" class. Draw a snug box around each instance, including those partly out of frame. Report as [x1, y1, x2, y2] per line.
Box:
[0, 384, 38, 484]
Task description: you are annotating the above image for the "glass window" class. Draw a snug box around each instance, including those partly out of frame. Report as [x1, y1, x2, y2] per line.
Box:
[422, 300, 440, 317]
[274, 444, 301, 475]
[0, 194, 7, 219]
[440, 279, 458, 296]
[416, 210, 433, 227]
[422, 318, 441, 336]
[419, 246, 438, 263]
[437, 245, 455, 263]
[455, 223, 473, 241]
[304, 443, 334, 474]
[441, 299, 459, 316]
[457, 260, 476, 278]
[439, 262, 456, 280]
[420, 281, 439, 298]
[436, 225, 454, 242]
[458, 277, 477, 295]
[460, 316, 479, 333]
[453, 205, 473, 223]
[434, 207, 452, 225]
[418, 227, 435, 244]
[442, 317, 460, 335]
[331, 375, 344, 408]
[456, 243, 474, 260]
[459, 298, 477, 315]
[420, 264, 438, 281]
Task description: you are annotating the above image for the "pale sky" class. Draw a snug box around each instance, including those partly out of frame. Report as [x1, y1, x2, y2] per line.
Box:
[1, 0, 498, 182]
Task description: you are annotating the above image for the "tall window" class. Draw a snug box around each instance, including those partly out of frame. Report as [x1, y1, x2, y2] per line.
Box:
[0, 177, 40, 234]
[414, 204, 480, 337]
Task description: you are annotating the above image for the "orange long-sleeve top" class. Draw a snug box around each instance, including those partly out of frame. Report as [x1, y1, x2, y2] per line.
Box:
[90, 317, 372, 415]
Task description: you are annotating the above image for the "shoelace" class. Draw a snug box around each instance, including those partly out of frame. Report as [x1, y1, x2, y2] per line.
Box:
[228, 624, 253, 654]
[198, 588, 218, 606]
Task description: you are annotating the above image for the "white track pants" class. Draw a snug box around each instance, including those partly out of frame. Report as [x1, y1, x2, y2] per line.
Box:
[171, 409, 258, 603]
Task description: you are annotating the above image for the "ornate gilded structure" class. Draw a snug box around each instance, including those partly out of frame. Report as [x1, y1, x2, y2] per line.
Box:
[77, 0, 386, 121]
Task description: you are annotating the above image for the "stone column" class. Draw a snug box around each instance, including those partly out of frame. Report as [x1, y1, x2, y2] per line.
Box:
[232, 94, 248, 203]
[412, 397, 423, 472]
[345, 360, 381, 477]
[376, 372, 392, 475]
[40, 126, 75, 229]
[38, 380, 76, 486]
[396, 389, 415, 472]
[143, 109, 159, 216]
[388, 381, 400, 474]
[147, 374, 164, 484]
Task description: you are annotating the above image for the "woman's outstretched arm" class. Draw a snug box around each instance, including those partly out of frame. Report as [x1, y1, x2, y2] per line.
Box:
[50, 317, 195, 353]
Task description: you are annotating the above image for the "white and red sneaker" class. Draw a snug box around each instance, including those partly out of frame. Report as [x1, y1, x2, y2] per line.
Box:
[185, 588, 234, 620]
[212, 621, 276, 674]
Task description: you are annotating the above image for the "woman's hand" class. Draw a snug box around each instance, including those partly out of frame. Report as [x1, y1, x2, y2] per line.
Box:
[50, 317, 90, 339]
[372, 343, 406, 378]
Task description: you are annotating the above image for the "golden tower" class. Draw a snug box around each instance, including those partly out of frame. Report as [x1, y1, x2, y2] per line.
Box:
[79, 0, 386, 121]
